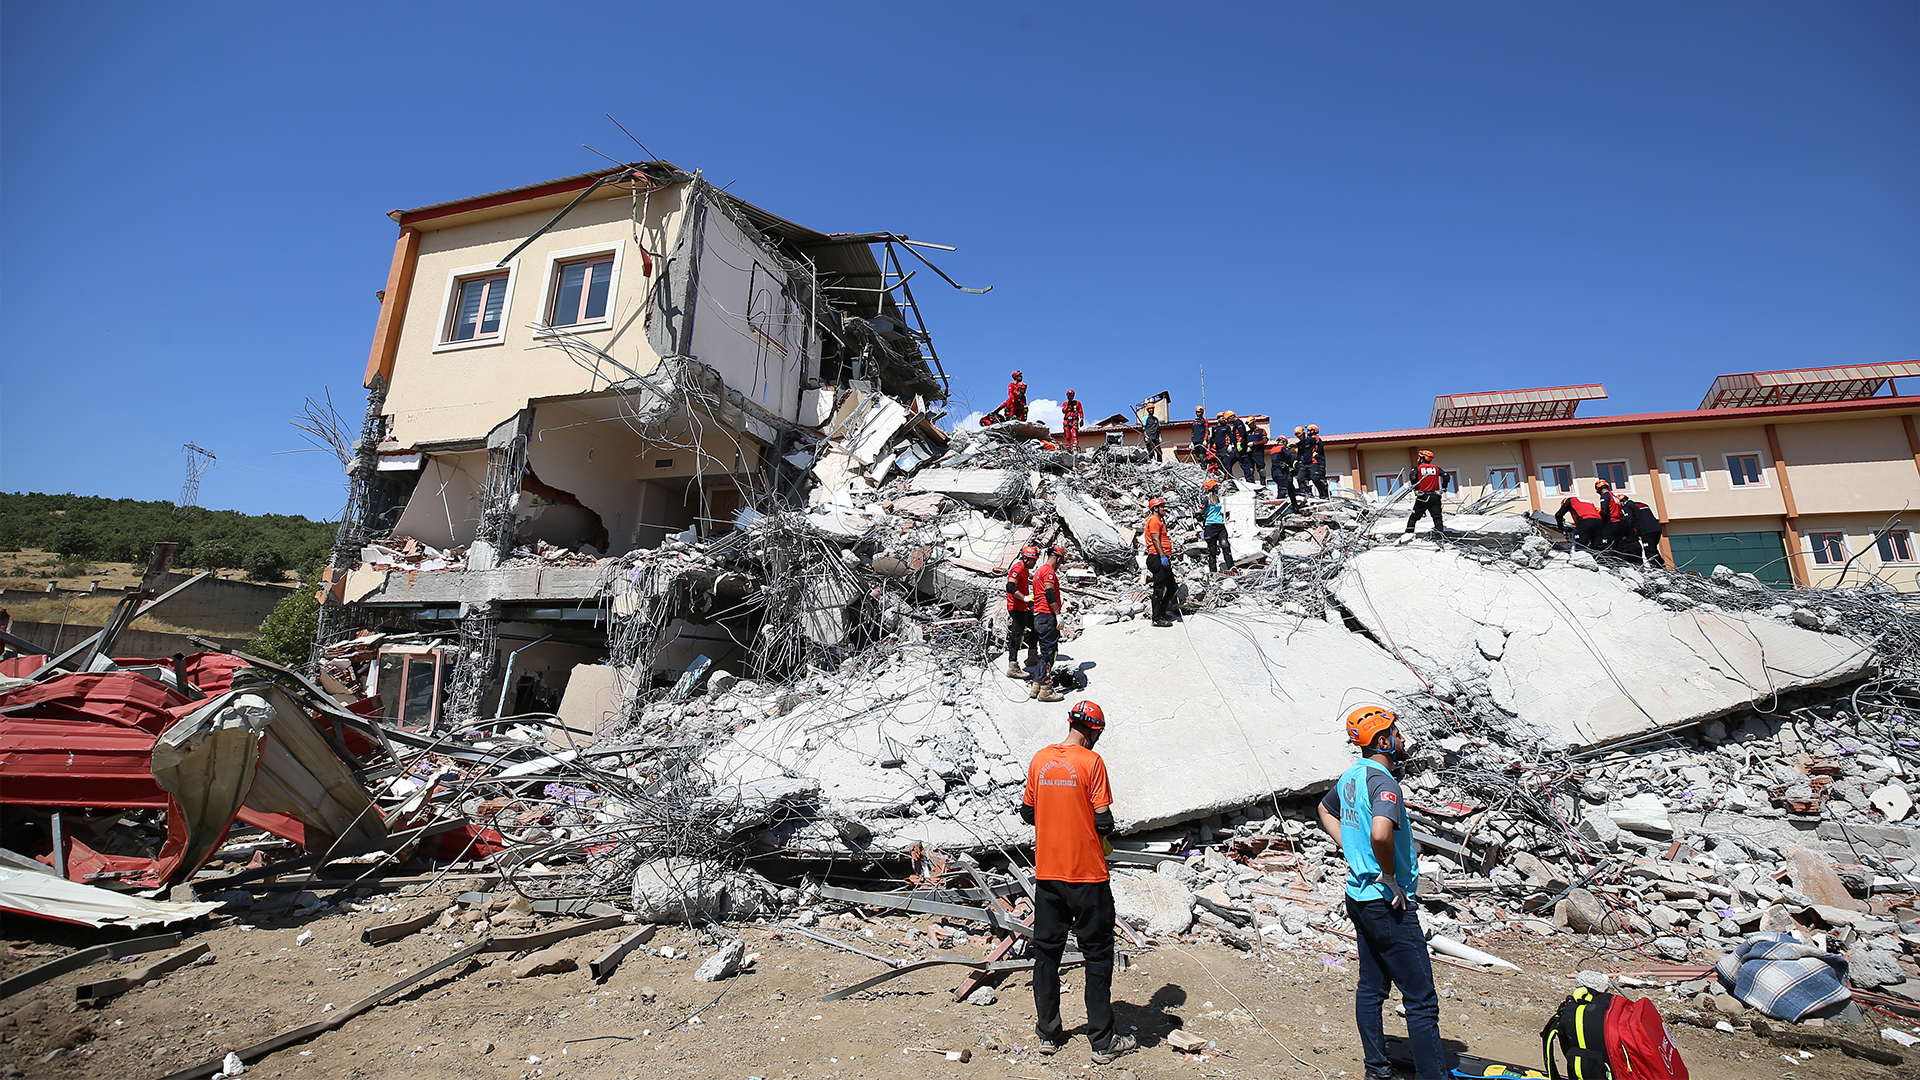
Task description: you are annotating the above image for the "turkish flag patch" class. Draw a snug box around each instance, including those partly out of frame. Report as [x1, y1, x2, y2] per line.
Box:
[1379, 791, 1397, 803]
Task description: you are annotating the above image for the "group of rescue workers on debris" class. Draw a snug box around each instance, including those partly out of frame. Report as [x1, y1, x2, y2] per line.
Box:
[1017, 692, 1438, 1076]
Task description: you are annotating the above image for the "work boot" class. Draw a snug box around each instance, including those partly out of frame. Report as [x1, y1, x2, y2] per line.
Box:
[1006, 659, 1025, 679]
[1091, 1034, 1137, 1064]
[1032, 682, 1065, 703]
[1153, 618, 1172, 628]
[1397, 531, 1415, 545]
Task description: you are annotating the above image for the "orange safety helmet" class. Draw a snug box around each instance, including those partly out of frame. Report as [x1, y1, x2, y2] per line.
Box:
[1195, 405, 1206, 415]
[1221, 410, 1236, 420]
[1307, 424, 1320, 434]
[1204, 478, 1220, 491]
[1418, 449, 1434, 463]
[1069, 700, 1106, 731]
[1345, 704, 1398, 749]
[1594, 479, 1612, 492]
[1294, 426, 1305, 436]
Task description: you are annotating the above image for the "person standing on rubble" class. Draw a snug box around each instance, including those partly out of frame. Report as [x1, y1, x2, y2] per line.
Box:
[1209, 411, 1240, 478]
[1619, 494, 1666, 566]
[1592, 479, 1630, 553]
[1271, 438, 1304, 513]
[1401, 450, 1446, 542]
[1006, 371, 1030, 422]
[1006, 544, 1041, 680]
[1142, 409, 1162, 461]
[1317, 705, 1444, 1080]
[1029, 543, 1067, 702]
[1061, 390, 1084, 454]
[1144, 497, 1176, 627]
[1189, 406, 1209, 466]
[1022, 700, 1134, 1064]
[1242, 423, 1270, 487]
[1201, 478, 1235, 574]
[1300, 425, 1330, 499]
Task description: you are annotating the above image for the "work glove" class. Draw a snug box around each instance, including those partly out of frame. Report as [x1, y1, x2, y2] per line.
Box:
[1101, 836, 1114, 858]
[1378, 874, 1408, 915]
[1158, 555, 1170, 568]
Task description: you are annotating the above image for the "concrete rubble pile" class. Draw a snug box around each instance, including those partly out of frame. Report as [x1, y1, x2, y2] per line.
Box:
[9, 408, 1920, 1061]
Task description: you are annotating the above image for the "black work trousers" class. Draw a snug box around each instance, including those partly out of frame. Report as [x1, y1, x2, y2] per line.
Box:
[1006, 609, 1035, 663]
[1032, 879, 1117, 1051]
[1143, 433, 1161, 461]
[1306, 465, 1329, 499]
[1275, 468, 1303, 511]
[1596, 521, 1631, 553]
[1240, 452, 1267, 484]
[1148, 556, 1176, 621]
[1031, 611, 1060, 680]
[1570, 519, 1602, 550]
[1203, 522, 1234, 573]
[1405, 492, 1443, 535]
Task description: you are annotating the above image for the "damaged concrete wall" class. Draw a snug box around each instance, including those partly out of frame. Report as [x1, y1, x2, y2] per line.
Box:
[687, 204, 811, 424]
[389, 452, 486, 549]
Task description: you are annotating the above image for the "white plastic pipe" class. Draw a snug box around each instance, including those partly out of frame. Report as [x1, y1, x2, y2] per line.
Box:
[1428, 935, 1522, 971]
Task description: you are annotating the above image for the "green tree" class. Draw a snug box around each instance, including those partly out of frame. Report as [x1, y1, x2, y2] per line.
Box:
[193, 539, 241, 570]
[244, 547, 290, 582]
[52, 522, 97, 557]
[248, 588, 319, 667]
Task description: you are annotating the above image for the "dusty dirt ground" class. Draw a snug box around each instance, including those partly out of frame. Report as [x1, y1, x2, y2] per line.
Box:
[3, 886, 1909, 1080]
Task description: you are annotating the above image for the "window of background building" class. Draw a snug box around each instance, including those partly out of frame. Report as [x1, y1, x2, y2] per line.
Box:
[1727, 453, 1765, 487]
[446, 271, 510, 343]
[1440, 470, 1460, 494]
[1374, 474, 1402, 497]
[1595, 460, 1632, 492]
[1541, 464, 1574, 495]
[1877, 530, 1915, 564]
[548, 254, 615, 326]
[1665, 456, 1705, 491]
[1489, 467, 1520, 493]
[1808, 532, 1848, 565]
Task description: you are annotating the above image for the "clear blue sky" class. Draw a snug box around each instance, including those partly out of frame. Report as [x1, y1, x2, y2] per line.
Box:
[3, 2, 1915, 519]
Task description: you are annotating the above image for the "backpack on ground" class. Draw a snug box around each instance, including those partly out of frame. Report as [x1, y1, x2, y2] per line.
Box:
[1541, 987, 1689, 1080]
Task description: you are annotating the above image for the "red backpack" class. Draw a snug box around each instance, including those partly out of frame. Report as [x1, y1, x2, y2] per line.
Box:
[1604, 995, 1688, 1080]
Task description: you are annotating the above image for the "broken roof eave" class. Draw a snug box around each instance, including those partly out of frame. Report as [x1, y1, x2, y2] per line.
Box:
[1320, 394, 1920, 447]
[388, 162, 693, 230]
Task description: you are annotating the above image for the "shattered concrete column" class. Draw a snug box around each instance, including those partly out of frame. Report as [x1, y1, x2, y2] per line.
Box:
[441, 602, 500, 728]
[310, 375, 390, 668]
[470, 412, 530, 571]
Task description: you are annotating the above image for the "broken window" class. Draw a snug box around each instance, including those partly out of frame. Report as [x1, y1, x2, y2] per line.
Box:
[1595, 460, 1632, 492]
[1727, 453, 1764, 487]
[549, 255, 614, 326]
[1488, 467, 1520, 493]
[1877, 529, 1915, 563]
[1808, 532, 1847, 566]
[448, 272, 509, 342]
[1665, 457, 1705, 491]
[373, 647, 450, 729]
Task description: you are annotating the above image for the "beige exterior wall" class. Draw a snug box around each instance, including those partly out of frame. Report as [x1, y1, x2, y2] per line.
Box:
[1325, 402, 1920, 590]
[384, 188, 689, 449]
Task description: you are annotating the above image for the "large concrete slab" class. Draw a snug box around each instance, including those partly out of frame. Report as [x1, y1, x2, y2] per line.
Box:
[1332, 547, 1874, 749]
[976, 611, 1422, 831]
[909, 469, 1029, 509]
[1052, 485, 1132, 568]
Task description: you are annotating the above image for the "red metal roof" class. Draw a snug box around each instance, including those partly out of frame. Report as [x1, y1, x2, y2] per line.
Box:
[1322, 393, 1920, 446]
[1697, 362, 1920, 410]
[1430, 384, 1607, 427]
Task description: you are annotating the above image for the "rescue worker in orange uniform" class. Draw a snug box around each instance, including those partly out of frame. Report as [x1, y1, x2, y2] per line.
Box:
[1023, 701, 1134, 1064]
[1005, 544, 1041, 679]
[1402, 450, 1445, 541]
[1029, 543, 1066, 702]
[1005, 371, 1029, 422]
[1061, 390, 1084, 453]
[1143, 497, 1176, 627]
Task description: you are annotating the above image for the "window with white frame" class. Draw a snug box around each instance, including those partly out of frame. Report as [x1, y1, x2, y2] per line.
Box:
[445, 270, 510, 343]
[1374, 474, 1403, 497]
[1489, 467, 1520, 493]
[1808, 532, 1847, 566]
[1440, 469, 1460, 494]
[1877, 529, 1915, 564]
[1727, 453, 1765, 487]
[1665, 456, 1705, 491]
[1595, 460, 1632, 492]
[546, 252, 616, 327]
[1541, 464, 1574, 496]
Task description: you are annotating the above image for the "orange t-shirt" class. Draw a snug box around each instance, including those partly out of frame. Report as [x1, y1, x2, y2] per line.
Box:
[1024, 743, 1112, 883]
[1143, 514, 1171, 557]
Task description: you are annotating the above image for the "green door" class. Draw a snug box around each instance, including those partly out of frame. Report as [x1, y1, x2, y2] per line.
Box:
[1667, 531, 1793, 586]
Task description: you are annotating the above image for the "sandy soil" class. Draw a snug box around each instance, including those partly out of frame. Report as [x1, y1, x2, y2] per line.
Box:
[2, 887, 1906, 1080]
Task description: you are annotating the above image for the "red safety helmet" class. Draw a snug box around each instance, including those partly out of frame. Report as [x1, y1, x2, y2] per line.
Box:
[1066, 389, 1076, 396]
[1069, 700, 1106, 731]
[1148, 496, 1167, 512]
[1019, 544, 1040, 560]
[1345, 705, 1398, 749]
[1011, 370, 1023, 380]
[1048, 542, 1067, 559]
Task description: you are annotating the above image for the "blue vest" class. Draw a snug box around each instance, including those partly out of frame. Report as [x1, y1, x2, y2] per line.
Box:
[1335, 759, 1417, 902]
